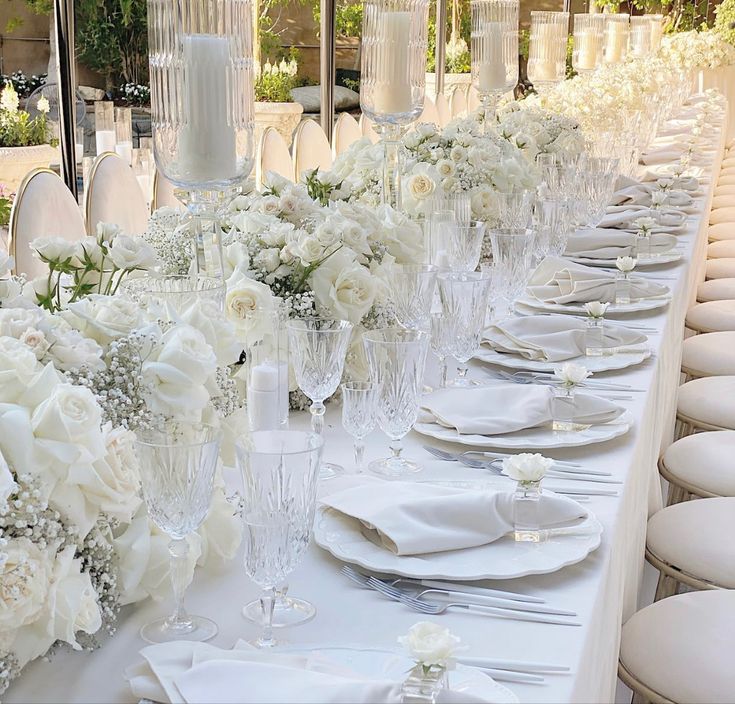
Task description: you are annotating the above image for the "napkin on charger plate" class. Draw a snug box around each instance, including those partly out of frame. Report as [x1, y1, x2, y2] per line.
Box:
[639, 171, 701, 191]
[639, 146, 708, 166]
[564, 229, 677, 260]
[527, 256, 668, 305]
[321, 476, 587, 556]
[483, 315, 646, 362]
[609, 183, 695, 211]
[599, 205, 686, 232]
[127, 640, 497, 703]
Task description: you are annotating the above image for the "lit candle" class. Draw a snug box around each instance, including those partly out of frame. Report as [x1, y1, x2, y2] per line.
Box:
[478, 22, 506, 93]
[575, 29, 599, 71]
[177, 34, 237, 183]
[605, 22, 628, 64]
[373, 11, 413, 114]
[531, 23, 560, 82]
[248, 362, 280, 431]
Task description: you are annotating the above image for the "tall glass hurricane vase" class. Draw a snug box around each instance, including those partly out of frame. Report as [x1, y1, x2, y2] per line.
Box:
[135, 422, 222, 643]
[360, 0, 429, 209]
[364, 329, 429, 476]
[602, 14, 629, 65]
[527, 11, 569, 93]
[572, 14, 604, 74]
[147, 0, 255, 278]
[471, 0, 519, 129]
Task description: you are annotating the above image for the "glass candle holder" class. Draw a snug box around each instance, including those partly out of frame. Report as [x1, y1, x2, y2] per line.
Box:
[585, 317, 605, 357]
[527, 11, 569, 92]
[470, 0, 519, 127]
[513, 479, 546, 543]
[644, 14, 664, 52]
[615, 271, 632, 305]
[148, 0, 255, 276]
[602, 14, 629, 65]
[629, 16, 652, 58]
[94, 101, 116, 155]
[359, 0, 429, 209]
[115, 106, 133, 165]
[572, 14, 604, 74]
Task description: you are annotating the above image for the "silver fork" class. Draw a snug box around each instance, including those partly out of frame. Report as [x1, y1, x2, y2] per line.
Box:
[457, 456, 622, 485]
[367, 578, 582, 626]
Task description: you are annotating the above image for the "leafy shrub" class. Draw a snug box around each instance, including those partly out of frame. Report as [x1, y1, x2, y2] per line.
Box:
[0, 84, 54, 147]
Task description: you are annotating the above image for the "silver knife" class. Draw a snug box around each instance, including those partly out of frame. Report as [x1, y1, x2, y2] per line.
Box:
[458, 656, 570, 673]
[420, 589, 576, 616]
[451, 603, 581, 626]
[403, 578, 546, 604]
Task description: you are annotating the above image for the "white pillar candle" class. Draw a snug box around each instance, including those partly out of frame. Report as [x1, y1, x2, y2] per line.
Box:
[478, 22, 506, 93]
[373, 11, 413, 114]
[531, 24, 560, 82]
[178, 34, 237, 183]
[248, 362, 280, 431]
[575, 30, 599, 71]
[95, 130, 116, 155]
[605, 23, 628, 63]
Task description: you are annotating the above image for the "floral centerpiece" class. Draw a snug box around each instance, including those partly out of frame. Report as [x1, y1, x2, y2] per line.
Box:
[659, 30, 735, 71]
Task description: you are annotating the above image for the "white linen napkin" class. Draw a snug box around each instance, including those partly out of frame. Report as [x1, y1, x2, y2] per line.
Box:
[127, 641, 495, 703]
[599, 206, 686, 231]
[418, 384, 623, 435]
[564, 229, 677, 260]
[321, 478, 587, 555]
[609, 183, 695, 210]
[527, 257, 668, 304]
[482, 315, 646, 361]
[640, 171, 701, 191]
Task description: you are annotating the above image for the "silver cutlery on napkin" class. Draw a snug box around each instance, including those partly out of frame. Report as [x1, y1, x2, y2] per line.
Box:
[488, 369, 645, 392]
[456, 456, 622, 485]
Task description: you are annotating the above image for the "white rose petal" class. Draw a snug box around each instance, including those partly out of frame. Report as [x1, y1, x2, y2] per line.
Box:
[554, 361, 591, 387]
[398, 621, 463, 669]
[502, 452, 554, 482]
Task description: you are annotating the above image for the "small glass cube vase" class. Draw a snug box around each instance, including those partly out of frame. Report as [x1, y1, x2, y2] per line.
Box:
[401, 664, 448, 703]
[513, 479, 546, 543]
[552, 385, 589, 432]
[585, 317, 605, 357]
[615, 272, 631, 305]
[636, 232, 651, 260]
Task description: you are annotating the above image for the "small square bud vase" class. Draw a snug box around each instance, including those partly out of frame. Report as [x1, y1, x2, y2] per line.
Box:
[401, 664, 448, 703]
[552, 385, 590, 432]
[513, 480, 546, 543]
[585, 317, 604, 357]
[615, 272, 631, 305]
[636, 232, 650, 259]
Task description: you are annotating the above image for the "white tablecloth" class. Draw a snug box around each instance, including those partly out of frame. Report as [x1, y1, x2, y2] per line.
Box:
[4, 99, 727, 704]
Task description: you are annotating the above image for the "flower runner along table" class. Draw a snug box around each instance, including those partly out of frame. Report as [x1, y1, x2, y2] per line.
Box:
[4, 97, 728, 704]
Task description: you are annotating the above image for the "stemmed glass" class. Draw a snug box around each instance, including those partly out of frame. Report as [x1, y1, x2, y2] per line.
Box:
[341, 381, 377, 472]
[437, 272, 492, 387]
[430, 311, 454, 389]
[363, 329, 429, 476]
[496, 190, 533, 229]
[436, 221, 485, 272]
[490, 228, 535, 317]
[287, 318, 353, 478]
[425, 209, 456, 268]
[389, 264, 438, 329]
[135, 421, 221, 644]
[236, 430, 323, 648]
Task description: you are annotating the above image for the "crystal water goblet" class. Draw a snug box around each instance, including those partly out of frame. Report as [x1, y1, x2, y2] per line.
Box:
[437, 221, 485, 272]
[287, 318, 353, 478]
[341, 381, 377, 472]
[363, 328, 429, 476]
[236, 430, 323, 648]
[496, 190, 533, 229]
[490, 228, 535, 317]
[389, 264, 438, 330]
[430, 311, 454, 389]
[437, 272, 492, 387]
[135, 421, 222, 644]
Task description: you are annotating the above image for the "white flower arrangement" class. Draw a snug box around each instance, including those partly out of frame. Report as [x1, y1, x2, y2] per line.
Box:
[659, 30, 735, 71]
[554, 362, 591, 388]
[398, 621, 464, 672]
[632, 217, 657, 236]
[502, 453, 554, 483]
[584, 301, 609, 319]
[616, 256, 637, 273]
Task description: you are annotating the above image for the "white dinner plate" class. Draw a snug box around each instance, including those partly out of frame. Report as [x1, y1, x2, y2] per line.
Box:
[515, 294, 670, 317]
[413, 409, 633, 449]
[474, 344, 651, 373]
[570, 251, 683, 268]
[274, 646, 519, 703]
[314, 496, 603, 581]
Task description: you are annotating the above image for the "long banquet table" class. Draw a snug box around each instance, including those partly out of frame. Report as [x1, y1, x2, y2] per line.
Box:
[6, 95, 728, 704]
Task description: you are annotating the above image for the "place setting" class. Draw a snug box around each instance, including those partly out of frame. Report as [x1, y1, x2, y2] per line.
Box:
[564, 228, 682, 268]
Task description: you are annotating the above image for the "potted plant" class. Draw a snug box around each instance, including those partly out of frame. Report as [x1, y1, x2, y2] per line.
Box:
[254, 55, 303, 146]
[0, 83, 57, 191]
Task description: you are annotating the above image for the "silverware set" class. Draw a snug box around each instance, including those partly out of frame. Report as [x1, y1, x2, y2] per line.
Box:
[486, 369, 645, 395]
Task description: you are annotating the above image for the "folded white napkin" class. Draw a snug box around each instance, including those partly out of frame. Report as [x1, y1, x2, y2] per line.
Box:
[640, 171, 701, 191]
[127, 640, 496, 704]
[322, 477, 587, 555]
[527, 256, 668, 304]
[609, 183, 695, 210]
[565, 229, 677, 260]
[483, 315, 646, 362]
[599, 206, 686, 231]
[418, 384, 623, 435]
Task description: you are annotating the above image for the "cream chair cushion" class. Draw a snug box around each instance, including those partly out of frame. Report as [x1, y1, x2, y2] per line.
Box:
[706, 258, 735, 279]
[712, 195, 735, 210]
[709, 223, 735, 241]
[257, 126, 294, 186]
[8, 169, 86, 279]
[678, 375, 735, 429]
[708, 240, 735, 258]
[292, 119, 333, 179]
[647, 498, 735, 587]
[709, 206, 735, 225]
[359, 114, 379, 144]
[620, 590, 735, 704]
[720, 167, 735, 176]
[714, 185, 735, 196]
[435, 93, 451, 127]
[152, 170, 185, 211]
[697, 278, 735, 302]
[85, 153, 149, 235]
[686, 300, 735, 332]
[662, 431, 735, 497]
[682, 331, 735, 376]
[718, 174, 735, 186]
[332, 112, 362, 158]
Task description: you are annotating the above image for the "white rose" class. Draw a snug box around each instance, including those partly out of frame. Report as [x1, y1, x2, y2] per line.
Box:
[417, 123, 437, 138]
[406, 172, 437, 201]
[0, 538, 51, 633]
[253, 248, 281, 273]
[554, 361, 591, 387]
[222, 241, 251, 279]
[0, 307, 43, 338]
[0, 448, 15, 506]
[436, 159, 456, 178]
[398, 621, 463, 669]
[450, 145, 467, 163]
[0, 276, 22, 303]
[584, 301, 609, 318]
[196, 481, 242, 565]
[296, 235, 326, 265]
[108, 235, 158, 270]
[63, 294, 145, 346]
[310, 248, 376, 324]
[259, 195, 280, 215]
[96, 221, 121, 243]
[502, 452, 554, 483]
[0, 336, 42, 403]
[616, 256, 637, 273]
[18, 327, 50, 360]
[180, 298, 242, 366]
[315, 222, 340, 247]
[44, 328, 104, 373]
[225, 270, 277, 346]
[0, 251, 14, 278]
[31, 237, 77, 264]
[74, 237, 105, 268]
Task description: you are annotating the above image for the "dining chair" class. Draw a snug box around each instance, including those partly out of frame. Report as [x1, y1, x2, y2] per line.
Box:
[419, 95, 439, 125]
[85, 152, 149, 236]
[707, 240, 735, 258]
[449, 88, 468, 119]
[256, 126, 295, 187]
[618, 590, 735, 704]
[697, 277, 735, 302]
[686, 300, 735, 333]
[709, 205, 735, 224]
[467, 84, 481, 113]
[680, 331, 735, 379]
[151, 169, 185, 212]
[435, 93, 451, 127]
[292, 119, 333, 179]
[332, 112, 362, 158]
[675, 375, 735, 437]
[705, 257, 735, 279]
[8, 167, 86, 279]
[708, 223, 735, 241]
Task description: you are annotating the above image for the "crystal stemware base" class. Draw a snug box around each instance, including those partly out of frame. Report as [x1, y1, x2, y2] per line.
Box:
[320, 462, 344, 480]
[369, 456, 421, 476]
[242, 595, 316, 628]
[140, 615, 218, 644]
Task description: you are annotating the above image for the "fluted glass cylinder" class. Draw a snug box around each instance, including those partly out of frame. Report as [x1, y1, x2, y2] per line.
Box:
[629, 16, 652, 58]
[572, 14, 604, 74]
[602, 14, 629, 65]
[644, 14, 664, 52]
[470, 0, 519, 127]
[360, 0, 429, 209]
[527, 11, 569, 92]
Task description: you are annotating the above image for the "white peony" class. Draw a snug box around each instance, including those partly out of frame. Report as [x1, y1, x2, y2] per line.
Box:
[225, 270, 277, 347]
[502, 452, 554, 483]
[108, 235, 158, 270]
[554, 362, 591, 387]
[398, 621, 463, 669]
[584, 301, 609, 318]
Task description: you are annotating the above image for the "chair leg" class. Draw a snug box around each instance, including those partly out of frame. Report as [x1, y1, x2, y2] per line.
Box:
[665, 483, 685, 506]
[631, 691, 649, 704]
[654, 572, 679, 602]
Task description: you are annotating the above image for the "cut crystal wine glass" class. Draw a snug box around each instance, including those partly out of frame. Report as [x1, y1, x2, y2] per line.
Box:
[341, 381, 377, 472]
[389, 264, 438, 330]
